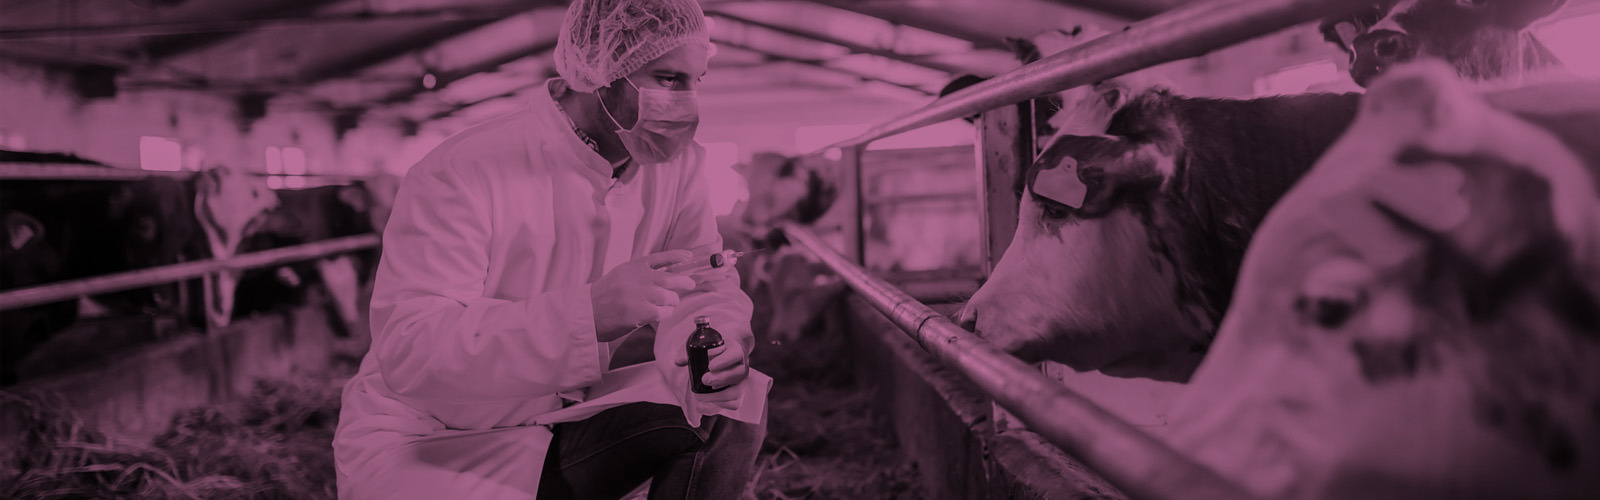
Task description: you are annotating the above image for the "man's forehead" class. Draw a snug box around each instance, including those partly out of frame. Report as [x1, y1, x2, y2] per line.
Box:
[642, 44, 710, 75]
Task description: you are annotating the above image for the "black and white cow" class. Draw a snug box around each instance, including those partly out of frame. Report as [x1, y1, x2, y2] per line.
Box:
[0, 166, 279, 383]
[956, 90, 1363, 382]
[233, 183, 379, 336]
[1320, 0, 1568, 87]
[1160, 61, 1600, 500]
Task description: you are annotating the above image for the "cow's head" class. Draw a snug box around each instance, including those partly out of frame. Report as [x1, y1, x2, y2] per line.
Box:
[1167, 62, 1600, 495]
[108, 178, 195, 269]
[754, 248, 847, 346]
[1320, 0, 1567, 87]
[1, 211, 54, 288]
[740, 153, 838, 231]
[957, 92, 1211, 383]
[194, 166, 279, 257]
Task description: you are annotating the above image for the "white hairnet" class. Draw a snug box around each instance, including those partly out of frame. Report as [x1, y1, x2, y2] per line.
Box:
[555, 0, 714, 93]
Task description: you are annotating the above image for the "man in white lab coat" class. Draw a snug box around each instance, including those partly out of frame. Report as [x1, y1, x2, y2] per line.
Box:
[333, 1, 770, 498]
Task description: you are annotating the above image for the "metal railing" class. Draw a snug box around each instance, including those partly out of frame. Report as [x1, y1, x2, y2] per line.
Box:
[781, 224, 1254, 500]
[0, 163, 386, 183]
[818, 0, 1371, 152]
[0, 235, 380, 312]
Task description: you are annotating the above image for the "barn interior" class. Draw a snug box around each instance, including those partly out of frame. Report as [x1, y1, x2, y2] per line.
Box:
[3, 0, 1600, 498]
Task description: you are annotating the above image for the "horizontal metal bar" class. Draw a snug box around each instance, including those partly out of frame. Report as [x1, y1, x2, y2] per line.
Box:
[781, 223, 1258, 500]
[0, 234, 379, 312]
[864, 192, 978, 206]
[0, 164, 388, 183]
[819, 0, 1371, 152]
[0, 5, 535, 40]
[0, 164, 195, 181]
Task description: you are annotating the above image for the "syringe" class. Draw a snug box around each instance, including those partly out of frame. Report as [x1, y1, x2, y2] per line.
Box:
[660, 248, 765, 276]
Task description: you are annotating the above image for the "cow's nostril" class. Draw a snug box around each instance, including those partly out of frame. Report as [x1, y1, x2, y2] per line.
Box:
[957, 312, 977, 332]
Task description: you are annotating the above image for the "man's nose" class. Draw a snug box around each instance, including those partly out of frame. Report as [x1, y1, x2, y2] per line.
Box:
[1355, 30, 1417, 66]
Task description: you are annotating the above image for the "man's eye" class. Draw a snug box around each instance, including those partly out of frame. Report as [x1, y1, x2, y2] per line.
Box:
[656, 76, 678, 86]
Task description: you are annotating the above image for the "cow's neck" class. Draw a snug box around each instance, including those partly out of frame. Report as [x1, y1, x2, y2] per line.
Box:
[1155, 93, 1364, 343]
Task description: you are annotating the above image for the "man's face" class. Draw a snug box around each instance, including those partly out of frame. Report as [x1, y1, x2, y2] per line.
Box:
[602, 43, 710, 130]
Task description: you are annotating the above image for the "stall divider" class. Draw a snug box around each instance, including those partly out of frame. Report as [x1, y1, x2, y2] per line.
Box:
[781, 223, 1257, 500]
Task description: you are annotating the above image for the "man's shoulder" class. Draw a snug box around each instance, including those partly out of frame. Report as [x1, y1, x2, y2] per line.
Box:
[429, 109, 544, 166]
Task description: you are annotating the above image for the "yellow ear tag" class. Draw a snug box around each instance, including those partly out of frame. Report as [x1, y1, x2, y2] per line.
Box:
[1033, 156, 1088, 208]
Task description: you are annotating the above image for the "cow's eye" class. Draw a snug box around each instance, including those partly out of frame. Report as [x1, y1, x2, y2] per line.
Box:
[1037, 199, 1072, 220]
[1101, 88, 1123, 109]
[1296, 258, 1374, 330]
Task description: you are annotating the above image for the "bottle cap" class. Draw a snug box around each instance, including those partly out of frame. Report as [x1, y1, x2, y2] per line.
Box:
[709, 253, 726, 268]
[694, 315, 711, 326]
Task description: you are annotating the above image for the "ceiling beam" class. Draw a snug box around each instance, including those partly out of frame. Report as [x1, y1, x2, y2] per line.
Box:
[293, 21, 502, 85]
[802, 0, 1009, 50]
[709, 39, 933, 96]
[296, 1, 569, 85]
[705, 10, 974, 76]
[129, 0, 343, 62]
[3, 3, 540, 40]
[1042, 0, 1185, 19]
[373, 40, 560, 107]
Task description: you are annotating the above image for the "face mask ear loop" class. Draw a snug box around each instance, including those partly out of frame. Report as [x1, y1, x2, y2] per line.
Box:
[598, 78, 641, 132]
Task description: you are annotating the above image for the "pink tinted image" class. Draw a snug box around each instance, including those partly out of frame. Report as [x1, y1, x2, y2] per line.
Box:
[3, 1, 1600, 499]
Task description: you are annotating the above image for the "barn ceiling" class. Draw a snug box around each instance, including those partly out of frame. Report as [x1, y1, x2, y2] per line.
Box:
[0, 0, 1186, 128]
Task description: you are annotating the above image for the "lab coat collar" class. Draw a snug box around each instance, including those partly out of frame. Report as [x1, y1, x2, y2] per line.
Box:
[537, 78, 621, 179]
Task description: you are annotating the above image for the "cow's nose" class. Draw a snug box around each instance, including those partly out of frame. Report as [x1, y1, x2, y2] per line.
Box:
[1355, 30, 1416, 65]
[954, 308, 977, 332]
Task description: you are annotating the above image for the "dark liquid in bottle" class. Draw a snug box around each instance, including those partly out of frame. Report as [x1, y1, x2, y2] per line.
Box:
[687, 316, 726, 394]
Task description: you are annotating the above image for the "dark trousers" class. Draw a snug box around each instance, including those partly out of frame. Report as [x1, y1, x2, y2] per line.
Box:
[535, 402, 766, 500]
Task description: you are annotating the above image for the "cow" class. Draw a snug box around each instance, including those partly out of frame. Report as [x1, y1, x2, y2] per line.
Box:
[722, 152, 851, 343]
[1158, 61, 1600, 499]
[232, 183, 379, 337]
[955, 89, 1363, 383]
[0, 211, 76, 385]
[0, 166, 278, 382]
[1319, 0, 1568, 87]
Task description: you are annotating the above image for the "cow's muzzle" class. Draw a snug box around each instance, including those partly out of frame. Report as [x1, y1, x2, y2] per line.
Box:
[1351, 30, 1418, 87]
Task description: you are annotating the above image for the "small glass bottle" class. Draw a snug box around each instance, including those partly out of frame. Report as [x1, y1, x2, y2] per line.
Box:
[686, 315, 727, 394]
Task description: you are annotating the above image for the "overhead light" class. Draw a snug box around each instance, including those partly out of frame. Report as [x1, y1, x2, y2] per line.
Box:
[422, 73, 438, 89]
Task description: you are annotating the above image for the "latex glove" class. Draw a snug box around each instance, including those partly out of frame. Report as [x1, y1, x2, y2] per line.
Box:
[591, 251, 697, 342]
[673, 333, 749, 413]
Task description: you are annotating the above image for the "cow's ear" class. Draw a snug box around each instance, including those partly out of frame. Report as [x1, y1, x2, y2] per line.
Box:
[1005, 37, 1042, 64]
[196, 168, 221, 195]
[1105, 90, 1179, 148]
[337, 186, 370, 213]
[1494, 0, 1565, 29]
[5, 212, 43, 250]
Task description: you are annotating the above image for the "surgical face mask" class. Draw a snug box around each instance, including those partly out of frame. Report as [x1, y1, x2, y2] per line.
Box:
[600, 77, 700, 164]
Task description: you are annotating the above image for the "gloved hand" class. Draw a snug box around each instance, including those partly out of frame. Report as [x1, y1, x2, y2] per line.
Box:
[591, 251, 698, 342]
[673, 333, 749, 412]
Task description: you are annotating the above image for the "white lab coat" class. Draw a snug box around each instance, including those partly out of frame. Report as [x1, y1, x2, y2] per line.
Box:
[333, 79, 771, 500]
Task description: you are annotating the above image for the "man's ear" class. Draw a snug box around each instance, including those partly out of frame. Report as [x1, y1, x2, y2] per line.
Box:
[1494, 0, 1566, 29]
[5, 212, 44, 251]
